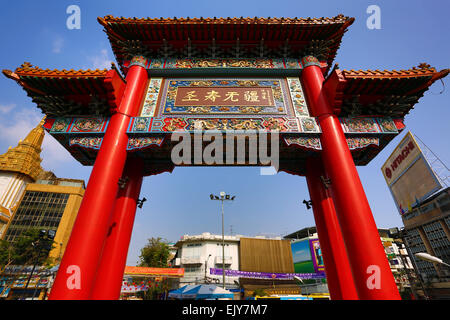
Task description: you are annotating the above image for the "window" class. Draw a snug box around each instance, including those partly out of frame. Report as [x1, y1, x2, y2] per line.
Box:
[185, 266, 201, 273]
[183, 243, 202, 258]
[4, 190, 70, 242]
[390, 259, 399, 266]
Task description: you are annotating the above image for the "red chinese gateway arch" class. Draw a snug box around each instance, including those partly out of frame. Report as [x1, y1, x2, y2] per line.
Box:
[3, 15, 448, 300]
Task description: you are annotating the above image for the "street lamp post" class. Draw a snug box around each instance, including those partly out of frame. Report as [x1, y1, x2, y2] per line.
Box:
[204, 254, 212, 283]
[210, 192, 235, 289]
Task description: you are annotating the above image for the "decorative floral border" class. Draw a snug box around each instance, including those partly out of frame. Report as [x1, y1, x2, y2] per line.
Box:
[146, 58, 305, 70]
[341, 117, 385, 133]
[71, 118, 104, 132]
[127, 136, 165, 150]
[284, 136, 322, 150]
[140, 78, 162, 117]
[50, 118, 72, 133]
[376, 118, 398, 133]
[50, 116, 397, 135]
[284, 136, 380, 151]
[287, 77, 310, 117]
[346, 137, 379, 150]
[69, 136, 103, 149]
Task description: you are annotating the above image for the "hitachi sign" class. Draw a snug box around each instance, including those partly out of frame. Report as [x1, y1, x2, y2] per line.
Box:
[387, 141, 415, 173]
[384, 141, 416, 179]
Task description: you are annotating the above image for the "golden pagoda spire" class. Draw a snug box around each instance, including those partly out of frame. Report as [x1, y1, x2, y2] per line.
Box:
[22, 115, 46, 150]
[0, 116, 46, 181]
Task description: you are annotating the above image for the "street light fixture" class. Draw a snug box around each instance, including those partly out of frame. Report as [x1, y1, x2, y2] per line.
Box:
[210, 192, 235, 289]
[137, 197, 147, 209]
[293, 276, 304, 284]
[415, 252, 450, 267]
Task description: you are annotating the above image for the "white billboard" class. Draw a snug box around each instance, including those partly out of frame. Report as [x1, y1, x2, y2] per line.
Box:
[381, 131, 442, 215]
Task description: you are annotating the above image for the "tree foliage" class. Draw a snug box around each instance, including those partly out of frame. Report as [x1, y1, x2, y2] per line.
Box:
[252, 288, 268, 297]
[137, 237, 170, 268]
[0, 228, 55, 272]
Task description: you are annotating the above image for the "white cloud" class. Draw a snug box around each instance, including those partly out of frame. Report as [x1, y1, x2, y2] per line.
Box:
[0, 104, 15, 114]
[87, 49, 112, 70]
[0, 108, 41, 145]
[52, 36, 64, 54]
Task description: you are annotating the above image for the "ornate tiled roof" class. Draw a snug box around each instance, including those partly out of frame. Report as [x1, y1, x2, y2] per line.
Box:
[13, 62, 109, 78]
[2, 63, 126, 117]
[325, 64, 449, 117]
[98, 15, 353, 26]
[342, 63, 445, 79]
[98, 15, 354, 74]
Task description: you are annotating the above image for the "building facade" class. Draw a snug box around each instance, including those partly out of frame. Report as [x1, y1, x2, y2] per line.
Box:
[0, 118, 47, 238]
[173, 233, 240, 288]
[173, 232, 317, 298]
[378, 229, 416, 295]
[401, 188, 450, 299]
[2, 178, 85, 265]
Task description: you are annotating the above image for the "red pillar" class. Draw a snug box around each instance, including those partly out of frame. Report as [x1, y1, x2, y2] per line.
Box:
[49, 62, 148, 300]
[301, 56, 400, 300]
[305, 158, 359, 300]
[90, 157, 144, 300]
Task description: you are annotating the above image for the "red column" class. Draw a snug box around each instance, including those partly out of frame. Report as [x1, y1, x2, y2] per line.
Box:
[301, 56, 400, 300]
[305, 158, 359, 300]
[90, 157, 144, 300]
[49, 62, 148, 300]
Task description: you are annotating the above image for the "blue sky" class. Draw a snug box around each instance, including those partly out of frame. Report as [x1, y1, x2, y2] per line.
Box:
[0, 1, 448, 265]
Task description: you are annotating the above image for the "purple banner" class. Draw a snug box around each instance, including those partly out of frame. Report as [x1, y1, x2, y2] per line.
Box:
[210, 268, 326, 280]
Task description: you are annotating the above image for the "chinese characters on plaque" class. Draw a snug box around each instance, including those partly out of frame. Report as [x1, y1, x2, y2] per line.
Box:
[174, 87, 275, 107]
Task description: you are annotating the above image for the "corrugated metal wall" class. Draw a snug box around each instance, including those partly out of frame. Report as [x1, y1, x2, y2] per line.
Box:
[239, 238, 294, 273]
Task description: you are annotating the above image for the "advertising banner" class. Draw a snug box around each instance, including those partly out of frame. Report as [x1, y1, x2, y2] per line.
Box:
[291, 238, 324, 273]
[123, 266, 184, 277]
[381, 132, 442, 215]
[210, 268, 326, 280]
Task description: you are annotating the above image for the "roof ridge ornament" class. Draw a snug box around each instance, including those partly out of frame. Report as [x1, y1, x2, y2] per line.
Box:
[417, 63, 431, 70]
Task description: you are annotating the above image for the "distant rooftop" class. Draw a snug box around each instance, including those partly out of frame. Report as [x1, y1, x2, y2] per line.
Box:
[175, 232, 284, 247]
[35, 178, 86, 189]
[283, 227, 317, 240]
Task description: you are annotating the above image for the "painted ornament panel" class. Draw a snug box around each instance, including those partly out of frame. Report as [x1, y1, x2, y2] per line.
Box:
[147, 58, 293, 70]
[287, 77, 310, 117]
[155, 78, 295, 118]
[140, 78, 162, 117]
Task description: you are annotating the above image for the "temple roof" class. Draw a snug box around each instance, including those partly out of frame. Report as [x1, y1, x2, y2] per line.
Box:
[2, 63, 126, 117]
[325, 63, 449, 117]
[98, 14, 354, 74]
[0, 117, 46, 181]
